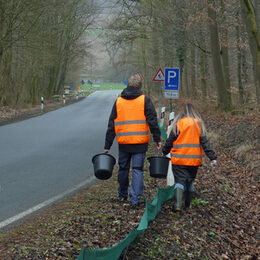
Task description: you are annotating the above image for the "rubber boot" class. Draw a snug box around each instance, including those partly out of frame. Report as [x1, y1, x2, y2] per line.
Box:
[184, 181, 192, 209]
[185, 190, 192, 209]
[174, 188, 183, 212]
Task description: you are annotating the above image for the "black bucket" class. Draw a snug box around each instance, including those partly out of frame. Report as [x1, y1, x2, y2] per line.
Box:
[147, 156, 170, 178]
[92, 153, 116, 180]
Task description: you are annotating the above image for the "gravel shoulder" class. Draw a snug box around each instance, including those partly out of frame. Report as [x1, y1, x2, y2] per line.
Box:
[0, 96, 85, 126]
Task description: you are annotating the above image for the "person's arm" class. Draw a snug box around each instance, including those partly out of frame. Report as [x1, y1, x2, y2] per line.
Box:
[162, 131, 178, 155]
[200, 135, 217, 161]
[104, 101, 117, 151]
[144, 96, 161, 144]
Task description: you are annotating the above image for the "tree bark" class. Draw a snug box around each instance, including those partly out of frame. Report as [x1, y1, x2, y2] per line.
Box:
[207, 1, 232, 110]
[220, 0, 231, 98]
[199, 30, 208, 99]
[240, 0, 260, 104]
[199, 51, 207, 100]
[242, 0, 260, 64]
[184, 60, 190, 97]
[236, 23, 244, 105]
[190, 46, 197, 97]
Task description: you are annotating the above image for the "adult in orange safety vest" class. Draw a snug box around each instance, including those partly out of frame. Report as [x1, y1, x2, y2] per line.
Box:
[104, 75, 161, 207]
[114, 94, 150, 145]
[163, 104, 217, 212]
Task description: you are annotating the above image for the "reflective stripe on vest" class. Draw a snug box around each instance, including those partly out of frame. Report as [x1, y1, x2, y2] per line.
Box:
[171, 153, 202, 159]
[116, 131, 149, 137]
[172, 143, 201, 148]
[114, 95, 150, 144]
[114, 120, 147, 126]
[170, 117, 202, 166]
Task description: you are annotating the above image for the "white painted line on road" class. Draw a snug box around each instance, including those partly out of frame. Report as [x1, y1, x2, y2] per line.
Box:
[0, 176, 96, 230]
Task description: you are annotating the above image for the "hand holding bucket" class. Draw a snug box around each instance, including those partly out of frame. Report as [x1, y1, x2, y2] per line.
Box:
[148, 145, 170, 179]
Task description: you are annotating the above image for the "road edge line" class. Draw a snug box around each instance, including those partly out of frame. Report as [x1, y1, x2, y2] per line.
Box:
[0, 176, 96, 230]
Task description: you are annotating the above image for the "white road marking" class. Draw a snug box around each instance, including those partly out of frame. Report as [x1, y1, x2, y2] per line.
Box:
[0, 176, 96, 229]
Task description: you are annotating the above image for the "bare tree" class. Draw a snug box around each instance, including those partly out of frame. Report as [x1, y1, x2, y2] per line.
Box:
[0, 0, 98, 107]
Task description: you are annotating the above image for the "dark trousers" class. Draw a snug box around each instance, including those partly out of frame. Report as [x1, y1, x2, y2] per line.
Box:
[118, 151, 146, 205]
[172, 164, 199, 191]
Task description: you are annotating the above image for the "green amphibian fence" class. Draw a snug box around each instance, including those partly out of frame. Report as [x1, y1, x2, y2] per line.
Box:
[77, 185, 175, 260]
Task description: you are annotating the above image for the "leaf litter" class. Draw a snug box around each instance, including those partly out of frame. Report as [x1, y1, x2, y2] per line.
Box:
[0, 105, 259, 260]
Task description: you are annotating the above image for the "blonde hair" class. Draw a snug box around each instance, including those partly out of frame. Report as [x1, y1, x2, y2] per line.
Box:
[170, 103, 206, 136]
[127, 75, 142, 90]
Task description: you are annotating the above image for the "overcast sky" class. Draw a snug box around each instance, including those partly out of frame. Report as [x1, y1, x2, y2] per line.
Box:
[81, 1, 123, 74]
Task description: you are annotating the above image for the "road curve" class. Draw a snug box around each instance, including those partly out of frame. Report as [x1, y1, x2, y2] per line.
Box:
[0, 90, 120, 230]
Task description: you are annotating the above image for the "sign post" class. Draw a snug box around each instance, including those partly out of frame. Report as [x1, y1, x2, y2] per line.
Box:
[163, 68, 179, 186]
[41, 96, 44, 111]
[166, 111, 175, 186]
[167, 112, 175, 135]
[160, 107, 165, 127]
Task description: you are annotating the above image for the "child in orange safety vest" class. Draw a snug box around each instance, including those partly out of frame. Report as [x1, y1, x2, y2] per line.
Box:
[162, 103, 217, 212]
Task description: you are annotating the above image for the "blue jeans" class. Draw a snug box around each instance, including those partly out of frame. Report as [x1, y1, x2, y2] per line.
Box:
[174, 182, 195, 192]
[118, 151, 146, 205]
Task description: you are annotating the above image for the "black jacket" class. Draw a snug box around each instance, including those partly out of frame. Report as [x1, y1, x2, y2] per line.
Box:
[104, 87, 161, 153]
[162, 130, 217, 161]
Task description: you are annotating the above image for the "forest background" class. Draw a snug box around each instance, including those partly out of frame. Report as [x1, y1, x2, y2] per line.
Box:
[0, 0, 259, 111]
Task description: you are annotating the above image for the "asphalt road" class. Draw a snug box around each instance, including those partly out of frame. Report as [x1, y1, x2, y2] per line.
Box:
[0, 90, 120, 230]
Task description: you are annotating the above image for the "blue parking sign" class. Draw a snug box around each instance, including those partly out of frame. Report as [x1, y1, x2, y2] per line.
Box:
[164, 68, 180, 91]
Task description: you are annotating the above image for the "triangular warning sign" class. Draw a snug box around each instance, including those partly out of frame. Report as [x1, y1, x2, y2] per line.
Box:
[136, 72, 144, 81]
[152, 68, 165, 82]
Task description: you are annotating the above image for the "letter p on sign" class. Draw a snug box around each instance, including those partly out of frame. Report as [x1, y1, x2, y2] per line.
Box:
[168, 71, 176, 84]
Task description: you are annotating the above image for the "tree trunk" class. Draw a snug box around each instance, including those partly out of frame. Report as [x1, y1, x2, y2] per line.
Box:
[220, 0, 231, 98]
[184, 60, 190, 97]
[141, 40, 148, 95]
[255, 0, 260, 33]
[236, 21, 244, 105]
[242, 0, 260, 64]
[207, 1, 232, 110]
[240, 0, 260, 104]
[199, 50, 207, 100]
[190, 46, 197, 97]
[199, 30, 207, 99]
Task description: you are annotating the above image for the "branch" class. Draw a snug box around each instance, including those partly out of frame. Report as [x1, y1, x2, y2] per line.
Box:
[187, 38, 211, 54]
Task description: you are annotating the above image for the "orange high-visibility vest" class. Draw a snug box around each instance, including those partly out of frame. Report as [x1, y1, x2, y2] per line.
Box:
[114, 95, 150, 144]
[170, 117, 202, 166]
